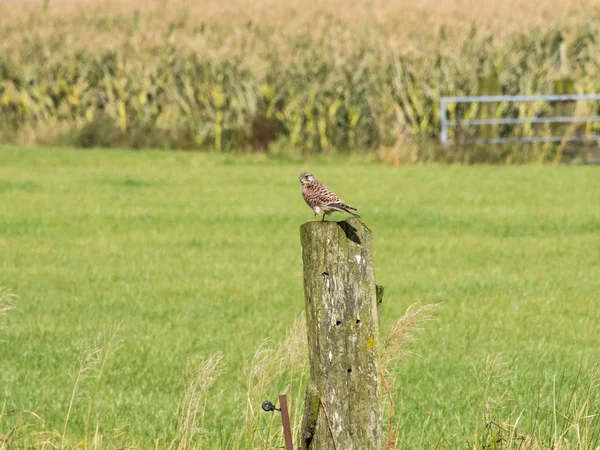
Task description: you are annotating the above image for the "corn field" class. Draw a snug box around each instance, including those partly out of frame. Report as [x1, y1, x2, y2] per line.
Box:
[2, 0, 600, 155]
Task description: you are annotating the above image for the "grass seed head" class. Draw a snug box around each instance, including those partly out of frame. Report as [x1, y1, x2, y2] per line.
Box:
[382, 303, 440, 369]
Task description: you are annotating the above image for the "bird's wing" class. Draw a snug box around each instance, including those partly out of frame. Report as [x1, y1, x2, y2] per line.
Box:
[325, 203, 361, 218]
[326, 201, 358, 212]
[312, 181, 340, 204]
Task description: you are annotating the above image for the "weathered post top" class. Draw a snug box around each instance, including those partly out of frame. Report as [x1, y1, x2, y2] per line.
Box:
[299, 218, 382, 450]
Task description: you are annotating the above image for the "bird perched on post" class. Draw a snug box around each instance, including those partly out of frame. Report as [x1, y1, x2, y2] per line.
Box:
[299, 172, 360, 222]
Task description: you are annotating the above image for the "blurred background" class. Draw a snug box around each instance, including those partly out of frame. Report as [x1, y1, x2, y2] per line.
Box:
[2, 0, 600, 163]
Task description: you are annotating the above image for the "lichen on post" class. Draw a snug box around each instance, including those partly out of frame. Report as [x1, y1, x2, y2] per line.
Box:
[299, 218, 382, 450]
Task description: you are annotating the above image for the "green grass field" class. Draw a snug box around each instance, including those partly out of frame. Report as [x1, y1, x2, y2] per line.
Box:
[1, 147, 599, 449]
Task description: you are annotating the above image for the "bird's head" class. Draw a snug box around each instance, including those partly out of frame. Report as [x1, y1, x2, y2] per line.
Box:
[299, 172, 315, 185]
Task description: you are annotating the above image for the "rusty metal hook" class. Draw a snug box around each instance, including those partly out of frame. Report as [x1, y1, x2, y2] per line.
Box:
[261, 395, 294, 450]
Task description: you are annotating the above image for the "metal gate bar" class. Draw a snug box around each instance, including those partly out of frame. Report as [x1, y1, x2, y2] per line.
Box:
[440, 94, 600, 146]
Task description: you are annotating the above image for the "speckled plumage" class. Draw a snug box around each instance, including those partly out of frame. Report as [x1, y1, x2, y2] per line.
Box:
[298, 172, 360, 221]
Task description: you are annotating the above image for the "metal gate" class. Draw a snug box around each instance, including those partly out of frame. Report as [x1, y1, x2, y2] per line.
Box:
[440, 94, 600, 148]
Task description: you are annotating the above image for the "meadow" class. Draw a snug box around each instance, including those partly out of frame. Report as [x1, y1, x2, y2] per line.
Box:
[2, 0, 600, 159]
[1, 147, 599, 449]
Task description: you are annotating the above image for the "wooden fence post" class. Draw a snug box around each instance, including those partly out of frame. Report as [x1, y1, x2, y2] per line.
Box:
[551, 77, 577, 163]
[553, 78, 576, 133]
[476, 75, 501, 141]
[299, 218, 382, 450]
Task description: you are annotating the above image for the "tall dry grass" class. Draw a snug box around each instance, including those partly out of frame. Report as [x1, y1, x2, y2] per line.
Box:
[379, 303, 440, 447]
[463, 355, 600, 450]
[2, 0, 600, 159]
[0, 287, 15, 336]
[171, 352, 224, 450]
[1, 323, 122, 450]
[1, 302, 599, 449]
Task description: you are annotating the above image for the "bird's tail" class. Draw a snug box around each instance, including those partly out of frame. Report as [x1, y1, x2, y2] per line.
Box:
[327, 202, 361, 218]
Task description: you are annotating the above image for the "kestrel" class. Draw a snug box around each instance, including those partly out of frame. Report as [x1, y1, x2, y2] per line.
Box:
[299, 172, 360, 222]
